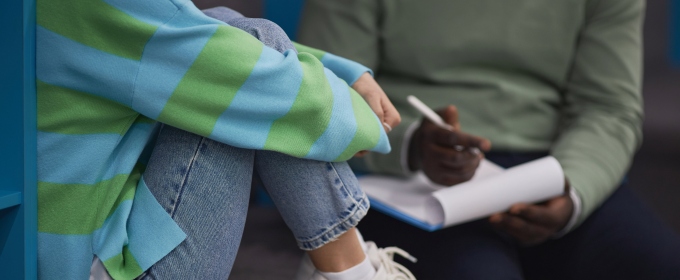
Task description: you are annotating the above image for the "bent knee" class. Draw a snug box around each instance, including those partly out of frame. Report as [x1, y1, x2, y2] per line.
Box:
[227, 18, 295, 53]
[202, 6, 245, 23]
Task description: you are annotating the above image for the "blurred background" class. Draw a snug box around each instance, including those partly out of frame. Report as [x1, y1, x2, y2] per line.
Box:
[631, 0, 680, 235]
[192, 0, 679, 278]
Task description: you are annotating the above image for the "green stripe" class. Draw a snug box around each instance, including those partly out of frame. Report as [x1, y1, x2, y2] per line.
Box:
[334, 90, 381, 161]
[293, 42, 327, 60]
[157, 26, 263, 137]
[37, 0, 158, 60]
[37, 80, 138, 135]
[264, 53, 333, 157]
[136, 115, 157, 125]
[38, 165, 143, 235]
[103, 245, 144, 280]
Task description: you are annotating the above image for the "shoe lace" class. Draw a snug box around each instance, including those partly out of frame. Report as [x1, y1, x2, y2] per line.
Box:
[376, 247, 417, 280]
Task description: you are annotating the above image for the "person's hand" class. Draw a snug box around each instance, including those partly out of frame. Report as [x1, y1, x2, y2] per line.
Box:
[489, 181, 574, 246]
[352, 72, 401, 133]
[408, 105, 491, 185]
[352, 73, 400, 157]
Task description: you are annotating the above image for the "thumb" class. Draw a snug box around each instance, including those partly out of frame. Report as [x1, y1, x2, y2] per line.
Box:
[441, 105, 461, 130]
[362, 94, 385, 123]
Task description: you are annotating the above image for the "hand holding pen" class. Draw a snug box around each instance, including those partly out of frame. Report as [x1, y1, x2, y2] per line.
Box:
[407, 95, 492, 186]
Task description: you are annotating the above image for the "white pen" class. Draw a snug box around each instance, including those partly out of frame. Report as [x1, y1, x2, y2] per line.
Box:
[407, 95, 480, 154]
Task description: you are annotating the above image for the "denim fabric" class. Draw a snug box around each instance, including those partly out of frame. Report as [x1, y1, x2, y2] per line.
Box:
[139, 7, 368, 278]
[202, 7, 297, 54]
[141, 126, 254, 279]
[254, 150, 369, 250]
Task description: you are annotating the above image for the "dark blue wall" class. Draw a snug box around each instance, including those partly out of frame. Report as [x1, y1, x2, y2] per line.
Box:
[264, 0, 304, 40]
[0, 0, 37, 277]
[672, 0, 680, 67]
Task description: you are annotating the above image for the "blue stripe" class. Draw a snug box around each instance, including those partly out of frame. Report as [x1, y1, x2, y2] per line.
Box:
[209, 48, 303, 149]
[38, 233, 93, 280]
[136, 123, 162, 166]
[171, 0, 227, 26]
[320, 53, 372, 86]
[103, 0, 177, 26]
[93, 200, 133, 262]
[373, 114, 391, 154]
[38, 123, 155, 185]
[305, 68, 357, 160]
[103, 123, 156, 179]
[132, 7, 221, 119]
[127, 178, 186, 270]
[36, 26, 138, 106]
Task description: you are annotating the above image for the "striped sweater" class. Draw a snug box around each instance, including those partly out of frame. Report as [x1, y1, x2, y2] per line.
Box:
[36, 0, 390, 279]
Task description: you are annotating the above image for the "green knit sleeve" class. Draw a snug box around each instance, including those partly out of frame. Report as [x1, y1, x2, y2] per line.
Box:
[551, 0, 644, 227]
[300, 0, 409, 172]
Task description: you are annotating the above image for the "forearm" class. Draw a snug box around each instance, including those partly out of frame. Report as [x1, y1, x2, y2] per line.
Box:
[39, 0, 390, 163]
[552, 111, 641, 226]
[551, 0, 644, 229]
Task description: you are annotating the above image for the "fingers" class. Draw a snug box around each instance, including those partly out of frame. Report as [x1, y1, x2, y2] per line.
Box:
[381, 97, 401, 132]
[353, 150, 369, 157]
[489, 213, 552, 246]
[413, 104, 491, 185]
[351, 73, 401, 134]
[422, 144, 482, 185]
[489, 194, 575, 245]
[427, 166, 478, 186]
[429, 127, 491, 151]
[364, 95, 385, 123]
[418, 116, 487, 185]
[508, 204, 554, 226]
[427, 106, 491, 151]
[440, 105, 461, 130]
[516, 195, 573, 225]
[382, 123, 393, 133]
[429, 144, 481, 169]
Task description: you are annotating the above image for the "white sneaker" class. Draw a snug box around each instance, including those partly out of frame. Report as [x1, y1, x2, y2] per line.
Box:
[294, 241, 417, 280]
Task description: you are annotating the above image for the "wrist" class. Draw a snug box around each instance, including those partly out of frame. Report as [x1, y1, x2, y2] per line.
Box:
[350, 73, 371, 92]
[552, 188, 581, 238]
[553, 177, 582, 238]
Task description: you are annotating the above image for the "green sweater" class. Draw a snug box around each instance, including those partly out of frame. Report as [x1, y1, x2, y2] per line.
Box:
[299, 0, 645, 227]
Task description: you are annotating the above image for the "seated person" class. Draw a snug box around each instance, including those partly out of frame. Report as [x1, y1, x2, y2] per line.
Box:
[299, 0, 680, 279]
[37, 2, 411, 279]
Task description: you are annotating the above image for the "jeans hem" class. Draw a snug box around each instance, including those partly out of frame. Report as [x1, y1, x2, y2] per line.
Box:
[296, 193, 370, 251]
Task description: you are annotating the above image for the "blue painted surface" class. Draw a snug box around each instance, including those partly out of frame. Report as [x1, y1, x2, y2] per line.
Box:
[0, 0, 27, 278]
[23, 0, 38, 276]
[0, 191, 23, 210]
[263, 0, 305, 40]
[0, 0, 37, 278]
[672, 0, 680, 67]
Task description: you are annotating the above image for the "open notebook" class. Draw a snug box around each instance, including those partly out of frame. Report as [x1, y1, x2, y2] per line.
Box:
[358, 156, 565, 231]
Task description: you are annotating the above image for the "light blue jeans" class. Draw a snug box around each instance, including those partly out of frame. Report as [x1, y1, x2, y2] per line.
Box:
[139, 7, 370, 279]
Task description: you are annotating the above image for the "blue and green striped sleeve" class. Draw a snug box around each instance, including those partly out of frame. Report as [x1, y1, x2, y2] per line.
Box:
[293, 42, 373, 86]
[129, 1, 390, 162]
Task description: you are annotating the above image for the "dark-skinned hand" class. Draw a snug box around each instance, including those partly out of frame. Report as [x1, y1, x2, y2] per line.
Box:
[408, 105, 491, 186]
[489, 180, 574, 246]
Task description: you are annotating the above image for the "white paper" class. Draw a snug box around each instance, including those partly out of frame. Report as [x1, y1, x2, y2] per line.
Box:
[359, 156, 565, 230]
